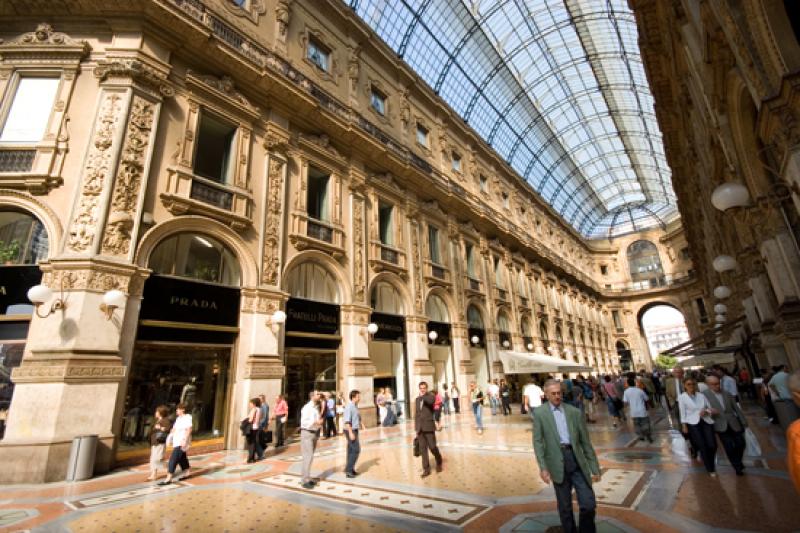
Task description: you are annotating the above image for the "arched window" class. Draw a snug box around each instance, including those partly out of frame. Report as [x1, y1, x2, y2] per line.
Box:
[286, 262, 340, 303]
[520, 316, 532, 337]
[371, 282, 404, 314]
[425, 294, 449, 322]
[497, 310, 511, 333]
[555, 326, 564, 344]
[149, 233, 240, 285]
[539, 321, 549, 341]
[0, 210, 48, 265]
[467, 304, 484, 329]
[626, 240, 664, 287]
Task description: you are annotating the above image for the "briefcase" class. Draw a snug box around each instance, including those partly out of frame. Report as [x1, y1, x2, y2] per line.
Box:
[413, 437, 420, 457]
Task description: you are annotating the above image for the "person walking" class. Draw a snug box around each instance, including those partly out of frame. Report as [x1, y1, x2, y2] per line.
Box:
[704, 374, 747, 476]
[499, 379, 511, 416]
[770, 365, 800, 430]
[415, 381, 443, 477]
[469, 381, 485, 434]
[523, 379, 544, 423]
[258, 394, 269, 457]
[433, 388, 443, 431]
[442, 383, 451, 416]
[451, 382, 461, 414]
[602, 375, 623, 428]
[158, 403, 192, 485]
[147, 405, 171, 481]
[376, 388, 387, 427]
[343, 390, 364, 478]
[336, 392, 346, 432]
[665, 367, 694, 457]
[272, 394, 288, 448]
[323, 392, 336, 438]
[300, 391, 323, 489]
[787, 370, 800, 495]
[533, 379, 601, 533]
[623, 377, 652, 443]
[244, 397, 263, 463]
[488, 379, 500, 415]
[679, 377, 718, 476]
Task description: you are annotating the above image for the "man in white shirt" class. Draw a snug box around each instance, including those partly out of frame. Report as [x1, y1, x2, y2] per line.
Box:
[719, 369, 739, 401]
[623, 378, 652, 443]
[488, 380, 500, 415]
[300, 391, 323, 489]
[523, 379, 544, 422]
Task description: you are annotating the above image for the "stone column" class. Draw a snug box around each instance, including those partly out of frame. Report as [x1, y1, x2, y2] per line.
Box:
[451, 322, 475, 393]
[406, 317, 433, 416]
[341, 305, 376, 427]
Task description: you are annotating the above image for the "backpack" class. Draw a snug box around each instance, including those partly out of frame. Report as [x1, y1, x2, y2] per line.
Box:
[583, 383, 594, 399]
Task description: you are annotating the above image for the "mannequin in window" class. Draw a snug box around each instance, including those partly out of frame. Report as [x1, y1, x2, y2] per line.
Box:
[181, 376, 198, 410]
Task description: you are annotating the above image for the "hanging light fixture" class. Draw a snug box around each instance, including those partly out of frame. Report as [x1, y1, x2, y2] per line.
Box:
[715, 314, 726, 323]
[713, 303, 728, 314]
[502, 339, 510, 348]
[470, 335, 480, 345]
[711, 182, 750, 211]
[428, 330, 438, 342]
[712, 255, 738, 272]
[713, 286, 732, 299]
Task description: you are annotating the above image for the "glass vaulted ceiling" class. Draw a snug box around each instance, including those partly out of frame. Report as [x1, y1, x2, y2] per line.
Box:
[346, 0, 678, 239]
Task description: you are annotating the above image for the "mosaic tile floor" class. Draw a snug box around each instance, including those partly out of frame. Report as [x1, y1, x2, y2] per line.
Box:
[0, 402, 796, 533]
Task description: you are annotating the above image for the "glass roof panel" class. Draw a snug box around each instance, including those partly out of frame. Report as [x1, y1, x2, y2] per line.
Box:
[346, 0, 677, 238]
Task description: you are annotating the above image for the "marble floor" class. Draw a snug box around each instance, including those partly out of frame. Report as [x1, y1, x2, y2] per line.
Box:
[0, 401, 796, 533]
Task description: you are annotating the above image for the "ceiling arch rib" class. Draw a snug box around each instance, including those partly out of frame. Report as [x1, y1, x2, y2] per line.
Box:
[346, 0, 677, 239]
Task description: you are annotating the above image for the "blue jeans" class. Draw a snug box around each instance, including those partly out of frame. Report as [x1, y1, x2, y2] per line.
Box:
[489, 396, 498, 415]
[167, 446, 190, 474]
[553, 448, 596, 533]
[472, 402, 484, 429]
[345, 430, 360, 474]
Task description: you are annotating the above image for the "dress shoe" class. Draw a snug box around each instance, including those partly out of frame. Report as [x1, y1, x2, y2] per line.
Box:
[346, 472, 357, 478]
[421, 470, 431, 478]
[435, 463, 443, 473]
[301, 481, 315, 489]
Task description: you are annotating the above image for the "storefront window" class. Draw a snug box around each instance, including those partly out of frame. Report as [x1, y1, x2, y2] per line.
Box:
[0, 210, 48, 265]
[120, 345, 230, 455]
[149, 233, 240, 286]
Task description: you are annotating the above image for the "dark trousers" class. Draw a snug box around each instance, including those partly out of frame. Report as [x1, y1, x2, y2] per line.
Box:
[501, 396, 511, 415]
[346, 430, 360, 474]
[246, 431, 263, 461]
[453, 398, 460, 413]
[167, 446, 190, 474]
[687, 421, 717, 473]
[275, 417, 285, 447]
[324, 416, 336, 438]
[553, 448, 596, 533]
[417, 430, 442, 472]
[717, 427, 746, 473]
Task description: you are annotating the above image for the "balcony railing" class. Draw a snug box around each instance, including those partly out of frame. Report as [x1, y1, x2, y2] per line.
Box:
[190, 179, 233, 210]
[289, 212, 345, 257]
[495, 288, 508, 301]
[0, 149, 35, 173]
[603, 271, 695, 293]
[431, 264, 446, 280]
[308, 220, 334, 243]
[161, 167, 252, 231]
[380, 245, 399, 264]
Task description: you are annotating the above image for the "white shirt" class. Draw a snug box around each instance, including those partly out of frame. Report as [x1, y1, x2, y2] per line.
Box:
[523, 384, 544, 408]
[697, 382, 708, 392]
[678, 392, 714, 425]
[451, 388, 459, 399]
[722, 375, 738, 398]
[623, 387, 649, 418]
[300, 401, 320, 430]
[172, 414, 193, 448]
[488, 384, 499, 397]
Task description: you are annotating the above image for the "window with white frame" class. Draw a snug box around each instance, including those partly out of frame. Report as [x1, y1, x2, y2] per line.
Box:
[307, 38, 330, 71]
[193, 112, 237, 184]
[451, 152, 461, 173]
[307, 166, 330, 221]
[0, 77, 60, 143]
[416, 123, 429, 147]
[494, 256, 505, 288]
[428, 224, 441, 264]
[479, 174, 487, 192]
[466, 243, 476, 278]
[378, 201, 394, 246]
[370, 87, 386, 116]
[501, 191, 510, 209]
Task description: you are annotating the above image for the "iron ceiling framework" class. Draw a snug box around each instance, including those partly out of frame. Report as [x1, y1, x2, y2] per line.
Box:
[346, 0, 678, 238]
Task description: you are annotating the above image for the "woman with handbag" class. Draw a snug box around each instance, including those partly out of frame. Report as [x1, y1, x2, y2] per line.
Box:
[469, 381, 484, 435]
[679, 377, 719, 476]
[147, 405, 171, 481]
[272, 394, 288, 448]
[244, 397, 262, 463]
[158, 403, 192, 485]
[602, 375, 623, 427]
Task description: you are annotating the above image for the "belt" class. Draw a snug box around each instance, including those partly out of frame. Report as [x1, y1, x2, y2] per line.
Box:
[559, 444, 572, 450]
[301, 428, 320, 433]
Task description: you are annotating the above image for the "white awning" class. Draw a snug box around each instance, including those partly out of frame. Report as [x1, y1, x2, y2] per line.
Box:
[499, 350, 594, 374]
[678, 352, 735, 368]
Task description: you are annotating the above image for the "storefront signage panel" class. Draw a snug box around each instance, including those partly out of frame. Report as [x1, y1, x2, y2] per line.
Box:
[285, 298, 340, 335]
[370, 312, 405, 342]
[139, 275, 240, 327]
[0, 265, 40, 314]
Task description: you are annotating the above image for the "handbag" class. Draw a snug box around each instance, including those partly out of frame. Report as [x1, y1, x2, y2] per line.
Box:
[413, 437, 420, 457]
[264, 430, 273, 444]
[613, 398, 624, 411]
[744, 427, 761, 456]
[240, 418, 252, 436]
[154, 430, 169, 444]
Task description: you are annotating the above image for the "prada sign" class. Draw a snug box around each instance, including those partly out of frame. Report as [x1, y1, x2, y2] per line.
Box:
[0, 265, 41, 315]
[370, 312, 405, 342]
[139, 275, 240, 327]
[285, 298, 339, 335]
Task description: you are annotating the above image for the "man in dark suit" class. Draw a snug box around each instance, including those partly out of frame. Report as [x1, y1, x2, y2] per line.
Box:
[415, 381, 442, 478]
[704, 374, 748, 475]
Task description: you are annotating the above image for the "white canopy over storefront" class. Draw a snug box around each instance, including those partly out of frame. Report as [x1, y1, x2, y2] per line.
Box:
[677, 352, 735, 368]
[499, 350, 593, 374]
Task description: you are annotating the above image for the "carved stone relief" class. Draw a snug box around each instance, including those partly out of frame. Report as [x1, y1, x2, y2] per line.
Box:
[101, 96, 156, 257]
[262, 156, 285, 286]
[353, 196, 366, 302]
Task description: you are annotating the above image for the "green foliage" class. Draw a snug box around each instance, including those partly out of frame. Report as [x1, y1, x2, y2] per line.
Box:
[655, 353, 678, 369]
[0, 240, 20, 263]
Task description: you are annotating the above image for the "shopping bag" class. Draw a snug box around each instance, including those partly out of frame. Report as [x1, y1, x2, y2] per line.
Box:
[744, 428, 761, 457]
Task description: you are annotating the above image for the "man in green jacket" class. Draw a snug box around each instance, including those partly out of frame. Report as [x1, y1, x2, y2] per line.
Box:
[534, 379, 602, 533]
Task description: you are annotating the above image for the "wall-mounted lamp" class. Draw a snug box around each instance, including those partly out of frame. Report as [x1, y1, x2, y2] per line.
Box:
[502, 339, 511, 348]
[100, 289, 127, 320]
[428, 330, 438, 342]
[265, 309, 287, 330]
[711, 182, 751, 211]
[712, 255, 738, 273]
[362, 322, 379, 339]
[527, 342, 534, 351]
[27, 282, 66, 319]
[470, 335, 480, 345]
[713, 285, 732, 299]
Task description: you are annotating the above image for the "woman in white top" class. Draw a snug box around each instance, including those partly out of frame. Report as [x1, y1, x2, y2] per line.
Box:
[245, 397, 263, 463]
[159, 403, 193, 485]
[678, 378, 718, 476]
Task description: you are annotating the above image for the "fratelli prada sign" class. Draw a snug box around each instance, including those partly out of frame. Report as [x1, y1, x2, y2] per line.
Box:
[139, 274, 240, 327]
[285, 298, 339, 335]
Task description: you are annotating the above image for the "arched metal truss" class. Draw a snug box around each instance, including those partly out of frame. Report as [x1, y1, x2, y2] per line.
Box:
[347, 0, 677, 238]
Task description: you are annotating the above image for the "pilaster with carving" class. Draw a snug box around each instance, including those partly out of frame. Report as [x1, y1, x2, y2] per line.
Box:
[262, 131, 289, 286]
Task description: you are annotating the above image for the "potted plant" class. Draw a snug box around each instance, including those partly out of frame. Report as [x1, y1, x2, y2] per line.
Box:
[0, 240, 20, 265]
